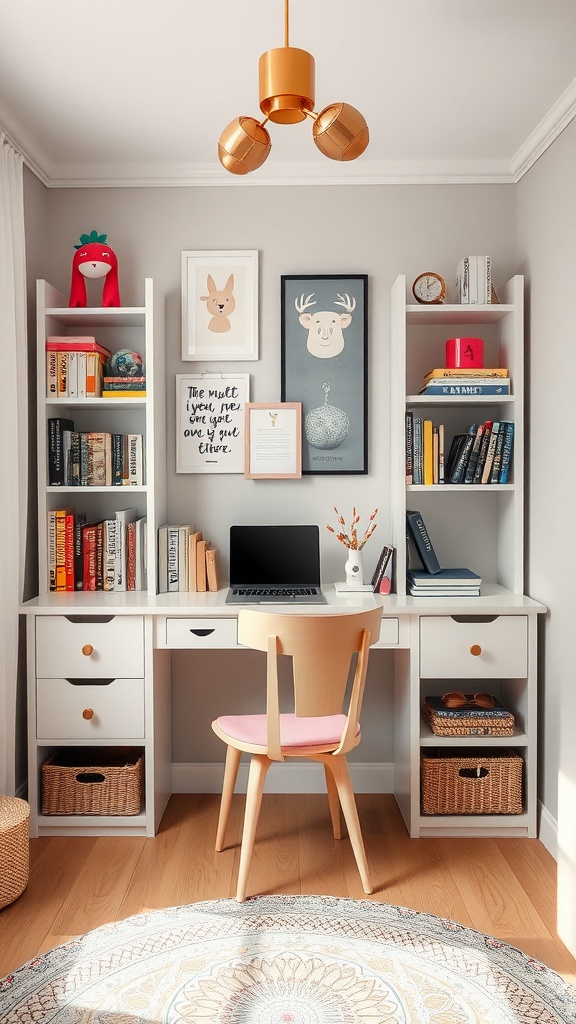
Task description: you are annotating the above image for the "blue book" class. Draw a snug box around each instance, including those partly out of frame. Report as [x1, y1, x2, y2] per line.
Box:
[498, 421, 515, 483]
[407, 567, 481, 586]
[420, 382, 511, 396]
[406, 510, 441, 574]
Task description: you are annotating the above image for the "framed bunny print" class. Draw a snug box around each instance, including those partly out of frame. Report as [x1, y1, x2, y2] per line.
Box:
[181, 250, 259, 360]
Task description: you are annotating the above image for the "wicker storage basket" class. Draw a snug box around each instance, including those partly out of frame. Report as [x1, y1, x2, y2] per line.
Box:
[421, 748, 523, 815]
[0, 797, 30, 908]
[42, 748, 143, 816]
[423, 696, 515, 737]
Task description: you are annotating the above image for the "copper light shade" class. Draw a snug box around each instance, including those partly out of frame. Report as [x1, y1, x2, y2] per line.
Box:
[218, 0, 368, 174]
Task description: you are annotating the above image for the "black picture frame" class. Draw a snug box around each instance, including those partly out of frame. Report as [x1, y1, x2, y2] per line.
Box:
[281, 274, 368, 474]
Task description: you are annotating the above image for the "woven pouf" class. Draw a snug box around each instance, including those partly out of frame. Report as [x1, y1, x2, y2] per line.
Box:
[0, 797, 30, 910]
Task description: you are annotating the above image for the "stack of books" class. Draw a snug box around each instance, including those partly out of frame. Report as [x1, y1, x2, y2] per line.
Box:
[405, 509, 481, 596]
[407, 567, 481, 597]
[102, 376, 146, 397]
[419, 367, 510, 397]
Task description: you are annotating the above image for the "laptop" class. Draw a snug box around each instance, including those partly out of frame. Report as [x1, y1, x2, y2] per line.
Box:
[226, 525, 327, 604]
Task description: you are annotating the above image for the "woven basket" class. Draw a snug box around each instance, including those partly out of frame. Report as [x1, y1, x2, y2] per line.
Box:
[421, 748, 523, 815]
[423, 700, 515, 737]
[42, 748, 143, 816]
[0, 797, 30, 909]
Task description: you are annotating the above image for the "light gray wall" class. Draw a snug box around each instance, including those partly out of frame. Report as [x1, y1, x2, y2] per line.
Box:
[29, 183, 517, 764]
[516, 118, 576, 950]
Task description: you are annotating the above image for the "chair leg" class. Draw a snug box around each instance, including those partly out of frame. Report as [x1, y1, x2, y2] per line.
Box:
[324, 755, 373, 895]
[215, 745, 242, 852]
[324, 764, 343, 840]
[236, 754, 271, 903]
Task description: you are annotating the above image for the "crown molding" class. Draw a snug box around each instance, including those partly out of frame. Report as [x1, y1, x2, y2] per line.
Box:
[511, 76, 576, 181]
[32, 158, 514, 188]
[3, 83, 576, 188]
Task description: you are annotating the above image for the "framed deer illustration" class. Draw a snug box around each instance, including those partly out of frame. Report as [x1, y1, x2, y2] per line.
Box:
[281, 274, 368, 474]
[182, 250, 259, 360]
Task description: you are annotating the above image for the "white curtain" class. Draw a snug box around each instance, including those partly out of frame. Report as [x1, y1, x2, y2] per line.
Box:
[0, 133, 28, 795]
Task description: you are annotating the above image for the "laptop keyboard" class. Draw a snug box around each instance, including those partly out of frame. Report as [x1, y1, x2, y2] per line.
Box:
[232, 588, 319, 597]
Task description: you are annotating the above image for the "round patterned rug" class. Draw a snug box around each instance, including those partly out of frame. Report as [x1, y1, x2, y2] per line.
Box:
[1, 894, 576, 1023]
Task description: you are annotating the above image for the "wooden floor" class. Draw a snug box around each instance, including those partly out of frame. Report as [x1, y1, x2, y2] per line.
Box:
[2, 793, 576, 984]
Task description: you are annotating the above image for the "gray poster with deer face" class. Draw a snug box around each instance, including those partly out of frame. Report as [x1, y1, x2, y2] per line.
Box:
[281, 275, 368, 474]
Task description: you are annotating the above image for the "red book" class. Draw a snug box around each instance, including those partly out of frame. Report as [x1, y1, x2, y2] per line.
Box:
[65, 512, 75, 591]
[46, 336, 111, 360]
[82, 523, 98, 591]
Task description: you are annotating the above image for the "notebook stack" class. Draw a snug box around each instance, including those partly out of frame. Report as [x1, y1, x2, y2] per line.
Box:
[406, 567, 481, 597]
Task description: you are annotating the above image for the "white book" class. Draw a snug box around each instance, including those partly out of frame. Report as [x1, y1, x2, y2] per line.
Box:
[68, 351, 78, 398]
[127, 434, 143, 485]
[468, 256, 478, 303]
[157, 524, 169, 594]
[167, 525, 180, 592]
[114, 507, 138, 591]
[103, 518, 117, 591]
[77, 351, 87, 398]
[178, 525, 192, 592]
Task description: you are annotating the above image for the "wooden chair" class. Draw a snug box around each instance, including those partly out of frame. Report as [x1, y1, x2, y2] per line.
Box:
[212, 605, 383, 901]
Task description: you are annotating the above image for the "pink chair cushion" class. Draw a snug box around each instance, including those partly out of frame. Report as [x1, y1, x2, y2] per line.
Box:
[215, 712, 357, 749]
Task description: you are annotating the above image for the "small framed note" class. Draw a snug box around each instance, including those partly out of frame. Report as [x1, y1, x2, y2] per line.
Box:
[245, 402, 302, 479]
[176, 373, 249, 473]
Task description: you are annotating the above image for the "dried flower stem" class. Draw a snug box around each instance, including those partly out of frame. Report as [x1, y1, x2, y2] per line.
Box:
[327, 506, 378, 549]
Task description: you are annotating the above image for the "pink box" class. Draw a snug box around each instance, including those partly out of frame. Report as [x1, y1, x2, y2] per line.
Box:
[445, 337, 484, 369]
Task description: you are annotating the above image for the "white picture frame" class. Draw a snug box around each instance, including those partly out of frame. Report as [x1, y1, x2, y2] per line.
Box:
[176, 373, 250, 473]
[181, 250, 259, 361]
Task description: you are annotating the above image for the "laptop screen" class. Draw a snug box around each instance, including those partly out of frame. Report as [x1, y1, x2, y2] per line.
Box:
[229, 525, 321, 586]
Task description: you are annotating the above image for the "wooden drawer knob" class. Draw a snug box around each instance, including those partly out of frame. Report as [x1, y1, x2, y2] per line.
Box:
[470, 644, 482, 657]
[82, 644, 94, 657]
[82, 708, 94, 720]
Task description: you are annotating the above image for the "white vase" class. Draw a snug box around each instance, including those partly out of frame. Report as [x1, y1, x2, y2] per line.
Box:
[344, 548, 364, 588]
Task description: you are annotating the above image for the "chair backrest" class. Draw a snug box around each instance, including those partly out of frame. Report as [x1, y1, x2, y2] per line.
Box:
[237, 606, 383, 758]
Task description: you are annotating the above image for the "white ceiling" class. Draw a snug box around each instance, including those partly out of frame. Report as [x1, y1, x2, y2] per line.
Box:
[1, 0, 576, 187]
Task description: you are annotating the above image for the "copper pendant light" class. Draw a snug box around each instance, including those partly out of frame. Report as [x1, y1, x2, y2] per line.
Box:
[218, 0, 369, 175]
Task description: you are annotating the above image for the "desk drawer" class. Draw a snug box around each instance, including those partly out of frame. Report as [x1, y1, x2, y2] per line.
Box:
[165, 617, 238, 648]
[36, 616, 144, 677]
[36, 677, 145, 739]
[377, 618, 400, 646]
[420, 615, 528, 678]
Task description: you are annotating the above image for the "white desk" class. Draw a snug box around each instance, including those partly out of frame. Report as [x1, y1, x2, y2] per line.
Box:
[20, 585, 545, 840]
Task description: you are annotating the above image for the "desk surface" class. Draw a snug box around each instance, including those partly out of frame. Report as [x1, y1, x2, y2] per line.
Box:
[20, 583, 546, 616]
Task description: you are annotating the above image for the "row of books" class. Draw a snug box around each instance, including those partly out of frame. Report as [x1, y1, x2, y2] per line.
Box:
[48, 418, 144, 486]
[158, 524, 220, 594]
[445, 420, 514, 485]
[48, 507, 146, 592]
[406, 413, 514, 485]
[46, 336, 146, 399]
[406, 509, 481, 596]
[456, 256, 492, 304]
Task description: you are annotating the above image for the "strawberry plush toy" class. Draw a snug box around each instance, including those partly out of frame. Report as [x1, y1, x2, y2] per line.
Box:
[69, 230, 121, 307]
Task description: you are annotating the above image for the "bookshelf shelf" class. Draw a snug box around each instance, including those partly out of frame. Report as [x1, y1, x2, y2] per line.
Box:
[37, 278, 166, 597]
[390, 275, 538, 839]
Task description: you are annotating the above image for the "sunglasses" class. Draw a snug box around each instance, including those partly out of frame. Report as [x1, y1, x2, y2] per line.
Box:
[441, 692, 495, 710]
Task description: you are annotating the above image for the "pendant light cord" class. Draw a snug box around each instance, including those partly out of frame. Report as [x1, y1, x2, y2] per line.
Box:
[284, 0, 289, 46]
